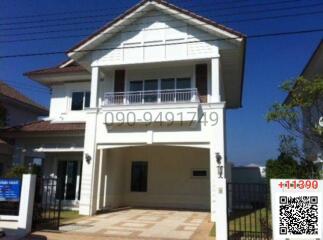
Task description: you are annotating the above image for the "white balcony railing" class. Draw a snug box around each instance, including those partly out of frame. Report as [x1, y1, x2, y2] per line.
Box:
[103, 88, 199, 106]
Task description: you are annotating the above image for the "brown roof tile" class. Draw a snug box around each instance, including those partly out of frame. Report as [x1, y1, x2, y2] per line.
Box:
[24, 65, 87, 76]
[2, 120, 85, 133]
[0, 81, 48, 113]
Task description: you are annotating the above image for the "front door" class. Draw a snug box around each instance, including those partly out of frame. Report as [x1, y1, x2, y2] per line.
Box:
[57, 160, 78, 200]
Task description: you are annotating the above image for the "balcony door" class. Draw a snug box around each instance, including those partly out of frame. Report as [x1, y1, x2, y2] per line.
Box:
[144, 80, 158, 103]
[129, 79, 158, 103]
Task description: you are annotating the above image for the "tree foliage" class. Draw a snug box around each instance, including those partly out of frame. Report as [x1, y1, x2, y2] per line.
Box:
[5, 164, 42, 178]
[266, 135, 320, 180]
[266, 76, 323, 152]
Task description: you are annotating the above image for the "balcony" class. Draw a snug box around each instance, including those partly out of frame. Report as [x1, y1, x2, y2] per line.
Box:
[103, 88, 199, 106]
[101, 88, 200, 126]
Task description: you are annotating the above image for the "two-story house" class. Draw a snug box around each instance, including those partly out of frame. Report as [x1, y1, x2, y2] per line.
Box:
[1, 0, 246, 222]
[0, 81, 48, 176]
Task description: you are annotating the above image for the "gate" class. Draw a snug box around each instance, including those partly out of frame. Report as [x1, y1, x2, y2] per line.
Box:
[32, 177, 62, 230]
[227, 182, 272, 239]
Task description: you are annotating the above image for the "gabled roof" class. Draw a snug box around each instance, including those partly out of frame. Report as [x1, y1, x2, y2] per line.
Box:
[68, 0, 245, 59]
[0, 81, 48, 114]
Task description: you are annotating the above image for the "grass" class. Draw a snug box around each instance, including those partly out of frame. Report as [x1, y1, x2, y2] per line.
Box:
[60, 210, 83, 223]
[210, 208, 272, 237]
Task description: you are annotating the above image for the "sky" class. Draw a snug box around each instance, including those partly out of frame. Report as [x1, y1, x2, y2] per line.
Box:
[1, 0, 322, 166]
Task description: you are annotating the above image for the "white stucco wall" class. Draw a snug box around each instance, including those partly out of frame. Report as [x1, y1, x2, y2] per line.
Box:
[98, 145, 210, 210]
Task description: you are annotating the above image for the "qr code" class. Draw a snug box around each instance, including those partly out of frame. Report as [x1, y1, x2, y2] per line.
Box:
[279, 196, 319, 235]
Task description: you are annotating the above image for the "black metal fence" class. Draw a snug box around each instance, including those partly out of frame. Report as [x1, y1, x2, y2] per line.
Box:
[227, 182, 272, 240]
[32, 177, 62, 230]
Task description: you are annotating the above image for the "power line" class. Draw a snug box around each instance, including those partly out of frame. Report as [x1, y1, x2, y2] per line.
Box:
[1, 1, 320, 38]
[1, 9, 322, 44]
[1, 28, 322, 59]
[0, 0, 251, 26]
[0, 0, 251, 21]
[1, 0, 306, 31]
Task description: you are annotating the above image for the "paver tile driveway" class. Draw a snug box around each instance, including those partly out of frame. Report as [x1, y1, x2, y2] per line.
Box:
[59, 209, 210, 240]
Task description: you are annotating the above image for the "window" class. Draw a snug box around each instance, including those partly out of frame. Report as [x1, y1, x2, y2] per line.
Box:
[161, 78, 175, 102]
[161, 78, 175, 90]
[177, 77, 191, 89]
[128, 78, 191, 103]
[131, 161, 148, 192]
[71, 91, 90, 110]
[144, 79, 158, 102]
[192, 169, 208, 178]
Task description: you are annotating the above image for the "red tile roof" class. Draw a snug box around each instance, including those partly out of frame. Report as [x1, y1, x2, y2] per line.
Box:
[2, 120, 85, 134]
[0, 81, 48, 113]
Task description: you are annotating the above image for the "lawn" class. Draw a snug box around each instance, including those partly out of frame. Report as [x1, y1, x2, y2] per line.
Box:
[210, 208, 272, 237]
[59, 210, 83, 223]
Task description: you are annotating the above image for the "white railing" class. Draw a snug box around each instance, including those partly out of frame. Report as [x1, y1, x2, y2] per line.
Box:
[103, 88, 199, 106]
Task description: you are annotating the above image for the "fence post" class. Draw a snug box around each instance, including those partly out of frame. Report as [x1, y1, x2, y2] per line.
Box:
[215, 178, 228, 239]
[18, 174, 36, 234]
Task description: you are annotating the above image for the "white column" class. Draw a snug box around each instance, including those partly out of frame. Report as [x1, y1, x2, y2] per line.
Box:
[96, 149, 104, 211]
[90, 66, 99, 108]
[209, 107, 228, 239]
[18, 174, 36, 233]
[211, 57, 221, 103]
[79, 109, 99, 216]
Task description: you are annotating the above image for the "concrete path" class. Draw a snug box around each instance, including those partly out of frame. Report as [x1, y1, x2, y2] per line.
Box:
[26, 209, 214, 240]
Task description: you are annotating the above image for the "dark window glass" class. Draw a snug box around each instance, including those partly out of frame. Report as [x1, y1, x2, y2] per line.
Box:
[71, 92, 84, 110]
[129, 81, 143, 92]
[129, 81, 143, 103]
[84, 92, 90, 108]
[56, 160, 78, 200]
[192, 170, 207, 177]
[161, 78, 175, 90]
[176, 78, 191, 101]
[144, 79, 158, 102]
[177, 77, 191, 89]
[161, 78, 175, 102]
[131, 161, 148, 192]
[65, 161, 78, 200]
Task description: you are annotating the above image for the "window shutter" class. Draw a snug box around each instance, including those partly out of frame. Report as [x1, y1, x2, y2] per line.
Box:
[114, 69, 125, 92]
[195, 64, 208, 103]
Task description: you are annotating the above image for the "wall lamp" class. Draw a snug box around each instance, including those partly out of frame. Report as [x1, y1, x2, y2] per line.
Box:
[216, 152, 223, 178]
[85, 153, 92, 164]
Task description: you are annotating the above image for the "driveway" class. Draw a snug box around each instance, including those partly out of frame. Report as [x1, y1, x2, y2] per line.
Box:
[29, 209, 212, 240]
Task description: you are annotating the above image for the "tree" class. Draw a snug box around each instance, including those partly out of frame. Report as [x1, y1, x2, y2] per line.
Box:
[266, 76, 323, 153]
[266, 136, 299, 180]
[266, 135, 320, 179]
[266, 76, 322, 178]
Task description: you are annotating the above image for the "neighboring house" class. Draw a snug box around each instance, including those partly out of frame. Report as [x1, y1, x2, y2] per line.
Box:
[231, 164, 266, 183]
[301, 40, 323, 164]
[0, 81, 48, 176]
[0, 0, 246, 220]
